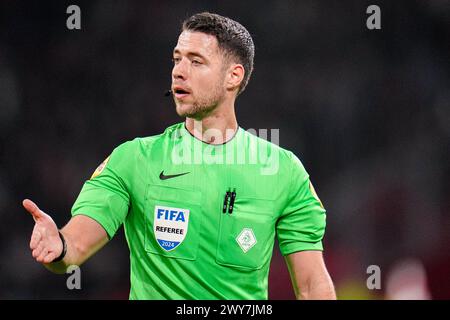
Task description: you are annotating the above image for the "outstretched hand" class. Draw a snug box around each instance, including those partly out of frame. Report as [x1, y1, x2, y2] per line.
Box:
[23, 199, 63, 264]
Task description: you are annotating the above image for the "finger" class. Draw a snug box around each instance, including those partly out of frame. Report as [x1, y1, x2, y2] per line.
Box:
[42, 252, 57, 264]
[32, 242, 45, 258]
[36, 248, 49, 263]
[23, 199, 43, 221]
[30, 230, 42, 250]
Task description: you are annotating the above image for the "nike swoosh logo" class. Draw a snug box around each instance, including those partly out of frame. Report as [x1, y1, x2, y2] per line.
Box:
[159, 170, 190, 180]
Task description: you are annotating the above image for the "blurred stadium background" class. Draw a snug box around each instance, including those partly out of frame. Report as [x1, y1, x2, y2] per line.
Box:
[0, 0, 448, 299]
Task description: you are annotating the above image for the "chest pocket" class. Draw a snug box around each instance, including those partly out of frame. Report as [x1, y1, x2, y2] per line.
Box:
[216, 197, 277, 270]
[144, 184, 202, 260]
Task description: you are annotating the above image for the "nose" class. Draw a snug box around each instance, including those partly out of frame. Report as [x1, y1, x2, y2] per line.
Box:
[172, 58, 188, 81]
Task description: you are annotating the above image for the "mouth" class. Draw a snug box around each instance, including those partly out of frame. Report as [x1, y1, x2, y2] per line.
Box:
[173, 87, 191, 99]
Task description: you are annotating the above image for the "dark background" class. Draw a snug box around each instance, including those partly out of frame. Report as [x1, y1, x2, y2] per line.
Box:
[0, 0, 449, 299]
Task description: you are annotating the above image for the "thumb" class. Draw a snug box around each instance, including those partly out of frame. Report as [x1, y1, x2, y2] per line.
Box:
[23, 199, 43, 221]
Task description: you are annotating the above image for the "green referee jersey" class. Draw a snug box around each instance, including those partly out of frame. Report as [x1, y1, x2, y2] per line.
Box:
[71, 122, 326, 299]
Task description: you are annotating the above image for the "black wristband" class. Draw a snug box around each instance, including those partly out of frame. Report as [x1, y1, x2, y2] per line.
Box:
[52, 231, 67, 263]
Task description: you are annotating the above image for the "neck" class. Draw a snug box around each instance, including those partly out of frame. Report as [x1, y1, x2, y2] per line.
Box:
[185, 100, 238, 145]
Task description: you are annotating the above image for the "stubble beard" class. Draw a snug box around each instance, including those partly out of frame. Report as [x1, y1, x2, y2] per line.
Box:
[175, 84, 226, 120]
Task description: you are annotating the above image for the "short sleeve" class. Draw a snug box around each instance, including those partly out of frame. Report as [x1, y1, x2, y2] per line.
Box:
[71, 142, 133, 239]
[277, 152, 327, 256]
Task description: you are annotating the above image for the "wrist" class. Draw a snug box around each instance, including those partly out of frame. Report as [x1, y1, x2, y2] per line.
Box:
[52, 231, 67, 263]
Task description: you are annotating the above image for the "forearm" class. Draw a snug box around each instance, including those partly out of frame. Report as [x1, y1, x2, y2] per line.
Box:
[24, 201, 109, 273]
[43, 220, 108, 274]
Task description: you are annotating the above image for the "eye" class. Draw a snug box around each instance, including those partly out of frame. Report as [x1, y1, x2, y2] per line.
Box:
[192, 60, 202, 65]
[172, 57, 181, 65]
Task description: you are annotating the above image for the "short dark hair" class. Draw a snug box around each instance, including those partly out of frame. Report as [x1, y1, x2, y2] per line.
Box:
[182, 12, 255, 95]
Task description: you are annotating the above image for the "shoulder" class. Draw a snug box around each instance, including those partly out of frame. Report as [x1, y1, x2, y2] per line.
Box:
[112, 123, 183, 157]
[240, 128, 306, 169]
[237, 128, 309, 180]
[99, 123, 182, 179]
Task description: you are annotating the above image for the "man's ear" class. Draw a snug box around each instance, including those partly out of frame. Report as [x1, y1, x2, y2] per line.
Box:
[225, 64, 245, 92]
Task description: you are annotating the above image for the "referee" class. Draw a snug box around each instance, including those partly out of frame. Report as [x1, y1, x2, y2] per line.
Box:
[23, 12, 336, 300]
